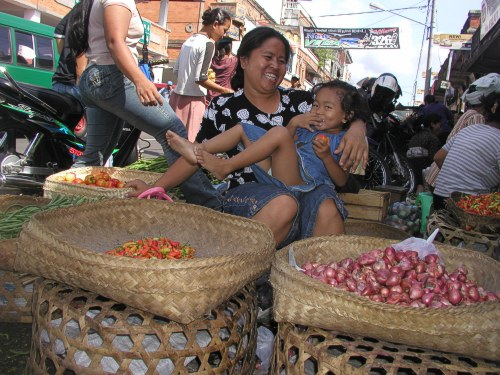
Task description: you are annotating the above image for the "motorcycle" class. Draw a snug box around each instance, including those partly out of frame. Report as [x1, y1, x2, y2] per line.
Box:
[0, 59, 167, 194]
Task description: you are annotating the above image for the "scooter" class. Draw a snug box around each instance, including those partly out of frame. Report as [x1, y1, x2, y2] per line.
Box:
[0, 60, 166, 193]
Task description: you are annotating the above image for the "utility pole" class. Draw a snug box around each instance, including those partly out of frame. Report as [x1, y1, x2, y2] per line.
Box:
[424, 0, 436, 95]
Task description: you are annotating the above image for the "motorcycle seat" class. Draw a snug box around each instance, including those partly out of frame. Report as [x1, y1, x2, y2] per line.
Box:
[0, 78, 84, 128]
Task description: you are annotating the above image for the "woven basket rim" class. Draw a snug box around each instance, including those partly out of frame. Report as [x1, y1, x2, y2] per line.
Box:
[274, 235, 500, 316]
[23, 199, 275, 267]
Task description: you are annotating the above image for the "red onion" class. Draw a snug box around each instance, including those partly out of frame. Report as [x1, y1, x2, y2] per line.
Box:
[421, 292, 435, 306]
[370, 295, 384, 303]
[409, 285, 424, 300]
[448, 289, 462, 305]
[375, 269, 391, 284]
[468, 287, 480, 302]
[415, 261, 426, 274]
[340, 257, 354, 270]
[386, 273, 402, 287]
[390, 285, 403, 294]
[424, 254, 439, 264]
[324, 267, 336, 279]
[395, 251, 406, 262]
[372, 260, 387, 272]
[346, 279, 357, 292]
[327, 278, 338, 287]
[380, 287, 390, 298]
[398, 257, 413, 271]
[386, 292, 402, 304]
[358, 254, 377, 265]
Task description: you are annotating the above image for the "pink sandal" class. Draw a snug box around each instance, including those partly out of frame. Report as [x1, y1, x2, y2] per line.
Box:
[137, 187, 174, 202]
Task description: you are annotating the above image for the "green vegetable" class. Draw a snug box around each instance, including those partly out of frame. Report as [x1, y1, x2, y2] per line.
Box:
[0, 195, 96, 240]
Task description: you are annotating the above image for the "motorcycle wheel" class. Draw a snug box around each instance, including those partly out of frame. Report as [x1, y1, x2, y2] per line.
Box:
[0, 120, 73, 176]
[385, 152, 416, 193]
[354, 149, 391, 189]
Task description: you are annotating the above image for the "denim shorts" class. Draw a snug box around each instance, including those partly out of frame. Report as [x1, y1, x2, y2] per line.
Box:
[222, 182, 348, 248]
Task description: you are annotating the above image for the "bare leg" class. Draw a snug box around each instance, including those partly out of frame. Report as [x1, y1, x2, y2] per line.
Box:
[196, 127, 304, 186]
[166, 130, 198, 165]
[312, 199, 345, 236]
[252, 195, 298, 246]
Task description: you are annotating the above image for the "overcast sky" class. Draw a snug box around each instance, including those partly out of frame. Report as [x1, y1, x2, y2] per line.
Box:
[255, 0, 483, 105]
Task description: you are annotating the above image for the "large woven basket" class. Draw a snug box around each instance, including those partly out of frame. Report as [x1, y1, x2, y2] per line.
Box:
[345, 220, 408, 240]
[446, 191, 500, 233]
[270, 235, 500, 360]
[43, 167, 162, 199]
[14, 199, 275, 324]
[427, 210, 499, 260]
[30, 279, 257, 374]
[0, 195, 49, 323]
[272, 322, 500, 374]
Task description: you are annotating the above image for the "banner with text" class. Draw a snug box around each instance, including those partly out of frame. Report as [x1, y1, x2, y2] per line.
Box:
[303, 27, 400, 49]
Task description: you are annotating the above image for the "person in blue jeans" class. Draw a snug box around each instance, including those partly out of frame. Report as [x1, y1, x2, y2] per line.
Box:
[127, 27, 369, 247]
[67, 0, 219, 209]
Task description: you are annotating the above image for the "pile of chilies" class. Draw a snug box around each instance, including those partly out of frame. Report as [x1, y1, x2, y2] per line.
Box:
[301, 247, 499, 308]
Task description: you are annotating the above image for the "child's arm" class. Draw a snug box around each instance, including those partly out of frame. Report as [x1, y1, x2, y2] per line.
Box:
[287, 113, 324, 139]
[313, 138, 348, 187]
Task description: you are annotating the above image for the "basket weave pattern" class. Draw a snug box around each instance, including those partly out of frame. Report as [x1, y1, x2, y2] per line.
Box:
[14, 199, 275, 323]
[446, 192, 500, 233]
[0, 195, 49, 323]
[345, 220, 408, 240]
[43, 167, 162, 199]
[273, 322, 500, 374]
[427, 210, 499, 260]
[30, 280, 257, 374]
[270, 235, 500, 360]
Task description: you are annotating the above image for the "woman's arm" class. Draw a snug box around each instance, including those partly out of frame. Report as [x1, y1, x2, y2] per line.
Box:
[198, 79, 234, 94]
[103, 5, 162, 106]
[433, 148, 448, 168]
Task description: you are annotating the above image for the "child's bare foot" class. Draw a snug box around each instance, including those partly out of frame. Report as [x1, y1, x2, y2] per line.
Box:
[194, 148, 232, 181]
[166, 130, 197, 165]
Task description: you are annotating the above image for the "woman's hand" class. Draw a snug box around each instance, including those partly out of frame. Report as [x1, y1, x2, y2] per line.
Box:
[125, 179, 151, 197]
[334, 119, 368, 171]
[135, 77, 163, 106]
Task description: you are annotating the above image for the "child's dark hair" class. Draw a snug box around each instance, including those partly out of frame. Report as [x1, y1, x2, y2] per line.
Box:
[202, 8, 231, 26]
[312, 80, 371, 127]
[231, 27, 291, 90]
[67, 0, 93, 57]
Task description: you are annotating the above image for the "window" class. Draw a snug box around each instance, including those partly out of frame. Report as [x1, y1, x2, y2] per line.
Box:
[15, 31, 35, 66]
[35, 35, 54, 69]
[286, 52, 295, 75]
[0, 26, 11, 63]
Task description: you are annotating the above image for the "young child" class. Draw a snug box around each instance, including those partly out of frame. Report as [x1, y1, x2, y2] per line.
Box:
[167, 79, 368, 194]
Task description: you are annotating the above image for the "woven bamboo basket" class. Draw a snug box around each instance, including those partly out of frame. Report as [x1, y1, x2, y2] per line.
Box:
[14, 199, 275, 324]
[0, 195, 49, 323]
[427, 210, 499, 260]
[446, 191, 500, 234]
[345, 220, 408, 240]
[272, 322, 500, 375]
[29, 279, 257, 374]
[43, 167, 162, 199]
[270, 235, 500, 360]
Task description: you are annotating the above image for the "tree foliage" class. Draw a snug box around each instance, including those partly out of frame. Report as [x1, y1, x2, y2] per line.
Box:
[312, 48, 337, 70]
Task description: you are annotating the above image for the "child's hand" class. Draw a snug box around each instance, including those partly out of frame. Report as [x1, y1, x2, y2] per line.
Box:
[312, 135, 331, 160]
[289, 113, 323, 132]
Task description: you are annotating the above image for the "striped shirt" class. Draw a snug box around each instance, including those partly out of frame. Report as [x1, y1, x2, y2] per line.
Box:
[434, 124, 500, 197]
[426, 109, 485, 187]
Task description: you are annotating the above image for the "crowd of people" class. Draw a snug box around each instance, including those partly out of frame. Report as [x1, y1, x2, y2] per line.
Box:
[55, 0, 498, 247]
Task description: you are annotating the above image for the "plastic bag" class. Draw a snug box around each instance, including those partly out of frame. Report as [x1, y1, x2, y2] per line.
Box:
[392, 228, 442, 262]
[255, 326, 274, 373]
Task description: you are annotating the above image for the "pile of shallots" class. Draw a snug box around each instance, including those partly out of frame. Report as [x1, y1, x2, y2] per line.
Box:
[301, 247, 499, 308]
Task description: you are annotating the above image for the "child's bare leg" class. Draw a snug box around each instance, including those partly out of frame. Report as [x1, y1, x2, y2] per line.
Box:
[196, 127, 304, 186]
[313, 199, 345, 235]
[166, 131, 198, 165]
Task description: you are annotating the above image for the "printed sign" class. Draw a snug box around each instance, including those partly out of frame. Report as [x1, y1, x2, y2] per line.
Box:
[433, 33, 472, 49]
[140, 20, 151, 45]
[303, 27, 399, 49]
[481, 0, 500, 40]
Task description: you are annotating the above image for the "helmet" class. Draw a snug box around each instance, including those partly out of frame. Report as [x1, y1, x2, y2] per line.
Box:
[371, 73, 401, 100]
[462, 73, 500, 106]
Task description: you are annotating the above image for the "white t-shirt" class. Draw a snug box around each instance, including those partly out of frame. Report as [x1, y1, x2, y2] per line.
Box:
[86, 0, 144, 65]
[173, 33, 215, 97]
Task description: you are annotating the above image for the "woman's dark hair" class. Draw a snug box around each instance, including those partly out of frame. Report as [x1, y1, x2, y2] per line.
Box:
[67, 0, 94, 57]
[311, 80, 371, 126]
[202, 8, 231, 26]
[216, 41, 232, 58]
[231, 27, 291, 90]
[482, 92, 500, 123]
